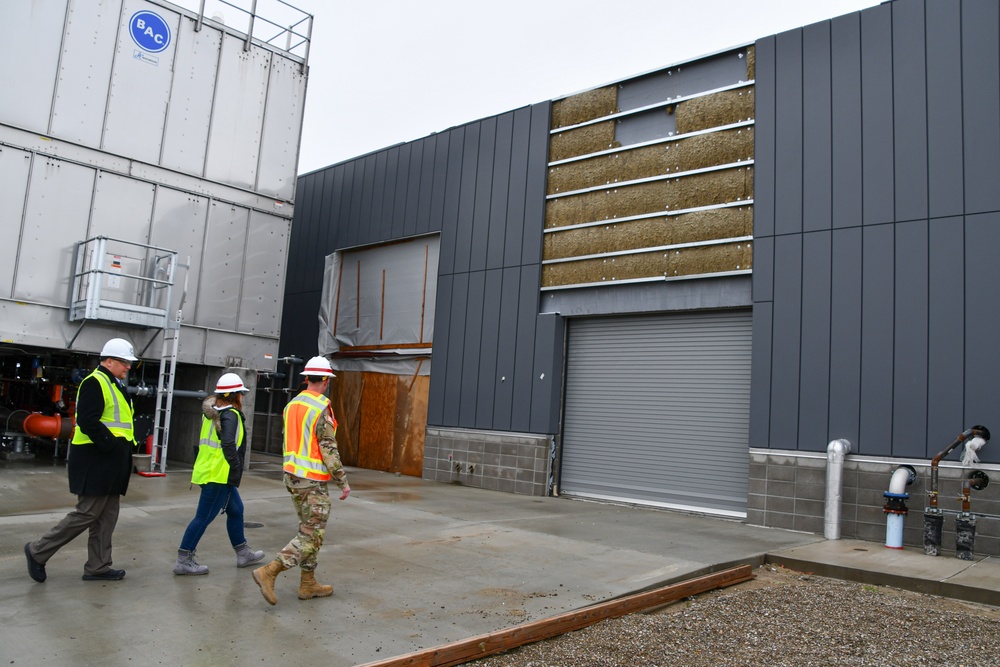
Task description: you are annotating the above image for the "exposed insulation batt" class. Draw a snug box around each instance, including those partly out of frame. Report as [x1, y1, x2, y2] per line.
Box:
[551, 86, 618, 128]
[542, 241, 752, 287]
[543, 206, 752, 260]
[547, 127, 753, 195]
[545, 167, 754, 229]
[550, 121, 620, 162]
[675, 86, 754, 134]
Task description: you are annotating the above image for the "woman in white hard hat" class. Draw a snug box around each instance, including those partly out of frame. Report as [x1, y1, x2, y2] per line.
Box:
[173, 372, 265, 575]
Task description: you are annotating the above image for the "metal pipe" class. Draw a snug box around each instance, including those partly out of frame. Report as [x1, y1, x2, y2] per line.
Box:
[883, 465, 915, 549]
[824, 439, 852, 540]
[924, 425, 990, 556]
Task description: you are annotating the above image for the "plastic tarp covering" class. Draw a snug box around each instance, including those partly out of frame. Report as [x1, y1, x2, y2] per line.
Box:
[318, 236, 439, 375]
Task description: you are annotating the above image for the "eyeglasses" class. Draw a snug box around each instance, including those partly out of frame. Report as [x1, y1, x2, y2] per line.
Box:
[112, 358, 133, 368]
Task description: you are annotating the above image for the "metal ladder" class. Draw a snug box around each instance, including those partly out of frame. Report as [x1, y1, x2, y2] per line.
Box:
[150, 310, 182, 473]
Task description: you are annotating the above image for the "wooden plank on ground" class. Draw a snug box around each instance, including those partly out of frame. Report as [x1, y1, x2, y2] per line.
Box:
[356, 564, 754, 667]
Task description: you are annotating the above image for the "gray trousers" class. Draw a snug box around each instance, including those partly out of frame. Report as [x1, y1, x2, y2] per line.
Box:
[30, 494, 121, 575]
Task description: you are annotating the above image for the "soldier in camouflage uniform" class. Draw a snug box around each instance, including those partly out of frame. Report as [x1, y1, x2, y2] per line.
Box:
[252, 356, 350, 605]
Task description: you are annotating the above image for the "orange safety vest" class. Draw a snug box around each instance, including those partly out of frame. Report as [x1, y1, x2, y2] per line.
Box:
[282, 390, 337, 481]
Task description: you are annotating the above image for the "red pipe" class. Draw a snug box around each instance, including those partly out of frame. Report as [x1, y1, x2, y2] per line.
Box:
[22, 413, 74, 440]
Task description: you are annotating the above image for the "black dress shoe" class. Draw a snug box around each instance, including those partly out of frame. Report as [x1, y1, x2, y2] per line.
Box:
[82, 568, 126, 581]
[25, 543, 46, 583]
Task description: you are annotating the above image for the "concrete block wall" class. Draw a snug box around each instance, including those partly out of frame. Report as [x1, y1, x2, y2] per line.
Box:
[748, 449, 1000, 558]
[423, 427, 552, 496]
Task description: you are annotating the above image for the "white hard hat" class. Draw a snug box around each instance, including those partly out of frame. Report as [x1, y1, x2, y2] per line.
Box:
[215, 372, 250, 394]
[300, 355, 336, 378]
[100, 338, 138, 361]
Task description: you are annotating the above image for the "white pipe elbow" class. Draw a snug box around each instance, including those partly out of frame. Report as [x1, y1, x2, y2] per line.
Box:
[888, 466, 912, 495]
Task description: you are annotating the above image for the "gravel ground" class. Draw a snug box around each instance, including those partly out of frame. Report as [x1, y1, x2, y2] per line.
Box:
[469, 565, 1000, 667]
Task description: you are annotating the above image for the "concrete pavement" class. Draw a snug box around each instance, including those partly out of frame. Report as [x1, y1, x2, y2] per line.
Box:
[1, 455, 998, 666]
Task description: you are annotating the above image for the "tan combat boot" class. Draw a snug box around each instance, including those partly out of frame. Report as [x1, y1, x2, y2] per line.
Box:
[298, 570, 334, 599]
[252, 560, 287, 605]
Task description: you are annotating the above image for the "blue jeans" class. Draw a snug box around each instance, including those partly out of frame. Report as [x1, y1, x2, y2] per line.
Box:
[179, 483, 246, 551]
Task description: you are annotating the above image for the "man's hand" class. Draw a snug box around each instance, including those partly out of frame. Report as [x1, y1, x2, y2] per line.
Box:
[339, 485, 351, 500]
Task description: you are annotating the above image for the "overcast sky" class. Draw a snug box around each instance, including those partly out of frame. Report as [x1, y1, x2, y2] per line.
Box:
[284, 0, 882, 174]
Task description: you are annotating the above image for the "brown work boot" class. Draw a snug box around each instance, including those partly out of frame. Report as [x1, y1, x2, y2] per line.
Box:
[298, 569, 333, 599]
[252, 560, 287, 605]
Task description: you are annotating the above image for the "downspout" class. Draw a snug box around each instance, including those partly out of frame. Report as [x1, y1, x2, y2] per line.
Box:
[824, 439, 852, 540]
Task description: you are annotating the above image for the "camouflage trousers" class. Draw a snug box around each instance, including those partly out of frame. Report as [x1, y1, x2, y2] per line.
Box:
[276, 482, 331, 572]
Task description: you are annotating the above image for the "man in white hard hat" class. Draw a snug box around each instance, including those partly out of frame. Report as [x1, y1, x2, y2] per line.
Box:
[252, 355, 350, 605]
[25, 338, 139, 583]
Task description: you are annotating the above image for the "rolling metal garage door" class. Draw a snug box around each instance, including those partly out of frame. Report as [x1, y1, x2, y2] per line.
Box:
[559, 310, 751, 517]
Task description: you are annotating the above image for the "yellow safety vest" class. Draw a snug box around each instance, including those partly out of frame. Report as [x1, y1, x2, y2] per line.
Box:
[71, 369, 134, 445]
[282, 390, 335, 481]
[191, 407, 245, 485]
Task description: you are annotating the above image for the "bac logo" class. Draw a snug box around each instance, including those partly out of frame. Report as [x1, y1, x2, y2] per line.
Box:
[129, 11, 171, 53]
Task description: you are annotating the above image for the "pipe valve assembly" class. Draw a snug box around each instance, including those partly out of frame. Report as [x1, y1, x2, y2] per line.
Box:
[883, 465, 916, 549]
[923, 425, 990, 558]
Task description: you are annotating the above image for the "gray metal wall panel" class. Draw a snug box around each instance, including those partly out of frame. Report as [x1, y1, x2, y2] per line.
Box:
[442, 273, 468, 426]
[753, 36, 776, 239]
[194, 202, 248, 330]
[391, 143, 410, 239]
[858, 224, 894, 455]
[343, 159, 362, 248]
[964, 213, 1000, 425]
[768, 235, 802, 449]
[531, 312, 563, 435]
[426, 134, 449, 236]
[521, 104, 549, 266]
[487, 113, 513, 270]
[437, 126, 465, 275]
[415, 137, 436, 235]
[103, 0, 178, 165]
[802, 22, 832, 233]
[774, 30, 803, 237]
[454, 125, 480, 274]
[353, 157, 373, 246]
[493, 267, 522, 431]
[504, 108, 531, 267]
[828, 227, 862, 448]
[257, 56, 306, 200]
[891, 0, 928, 223]
[459, 270, 485, 428]
[404, 142, 423, 237]
[0, 147, 31, 299]
[512, 265, 540, 433]
[926, 0, 964, 218]
[148, 187, 209, 319]
[370, 152, 388, 246]
[892, 220, 928, 457]
[289, 174, 317, 294]
[49, 0, 120, 147]
[239, 211, 288, 336]
[962, 0, 1000, 215]
[748, 302, 773, 448]
[926, 216, 965, 454]
[830, 13, 862, 229]
[89, 172, 154, 243]
[860, 5, 895, 226]
[379, 147, 398, 242]
[15, 158, 94, 303]
[426, 274, 453, 426]
[752, 229, 774, 303]
[160, 17, 220, 176]
[0, 0, 65, 134]
[615, 110, 676, 147]
[476, 269, 503, 428]
[204, 37, 269, 190]
[799, 231, 832, 450]
[470, 118, 496, 271]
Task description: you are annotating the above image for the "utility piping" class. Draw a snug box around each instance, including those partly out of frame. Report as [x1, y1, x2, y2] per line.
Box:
[883, 465, 915, 549]
[824, 439, 852, 540]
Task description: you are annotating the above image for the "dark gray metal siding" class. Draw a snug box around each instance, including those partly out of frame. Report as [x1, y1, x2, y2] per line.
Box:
[751, 0, 1000, 461]
[282, 102, 561, 435]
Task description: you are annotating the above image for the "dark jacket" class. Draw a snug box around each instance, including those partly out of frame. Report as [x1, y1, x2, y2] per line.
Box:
[68, 365, 135, 496]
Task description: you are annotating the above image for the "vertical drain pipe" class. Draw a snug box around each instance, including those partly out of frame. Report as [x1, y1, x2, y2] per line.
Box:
[824, 439, 852, 540]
